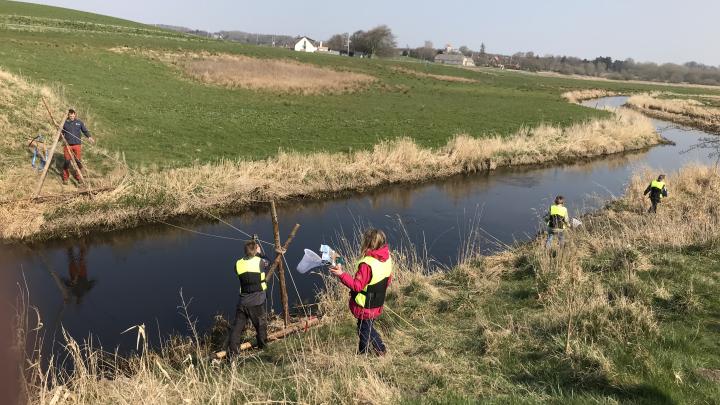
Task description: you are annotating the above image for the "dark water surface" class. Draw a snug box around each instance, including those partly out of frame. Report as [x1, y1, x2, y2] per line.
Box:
[2, 97, 715, 353]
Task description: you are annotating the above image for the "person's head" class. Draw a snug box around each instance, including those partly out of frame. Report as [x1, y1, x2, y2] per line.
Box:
[67, 109, 77, 121]
[554, 195, 565, 205]
[657, 174, 666, 181]
[360, 228, 387, 254]
[244, 240, 260, 257]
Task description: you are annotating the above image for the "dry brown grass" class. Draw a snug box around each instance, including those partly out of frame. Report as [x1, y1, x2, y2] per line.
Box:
[110, 47, 376, 95]
[626, 93, 720, 133]
[0, 105, 661, 241]
[17, 164, 720, 404]
[562, 89, 620, 104]
[392, 67, 478, 83]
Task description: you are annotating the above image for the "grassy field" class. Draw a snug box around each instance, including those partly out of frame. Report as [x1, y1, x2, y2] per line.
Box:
[2, 0, 719, 169]
[19, 164, 720, 404]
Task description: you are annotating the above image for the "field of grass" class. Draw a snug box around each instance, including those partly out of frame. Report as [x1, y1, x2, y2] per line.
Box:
[18, 164, 720, 404]
[2, 0, 719, 170]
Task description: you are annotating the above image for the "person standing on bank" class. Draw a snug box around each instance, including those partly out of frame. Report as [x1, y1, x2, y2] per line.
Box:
[644, 174, 668, 214]
[61, 109, 95, 184]
[545, 195, 570, 249]
[330, 229, 392, 356]
[228, 239, 284, 353]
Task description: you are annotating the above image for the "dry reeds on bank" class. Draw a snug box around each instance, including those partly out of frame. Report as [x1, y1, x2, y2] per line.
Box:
[625, 93, 720, 133]
[562, 89, 620, 104]
[0, 103, 661, 240]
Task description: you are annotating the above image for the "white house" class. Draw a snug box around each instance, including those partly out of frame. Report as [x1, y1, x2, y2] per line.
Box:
[434, 44, 475, 67]
[293, 37, 318, 53]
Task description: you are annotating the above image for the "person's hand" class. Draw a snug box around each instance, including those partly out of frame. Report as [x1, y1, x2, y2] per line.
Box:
[275, 247, 286, 255]
[88, 137, 96, 145]
[329, 264, 343, 276]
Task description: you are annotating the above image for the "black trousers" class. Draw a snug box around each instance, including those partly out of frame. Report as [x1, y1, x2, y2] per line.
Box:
[228, 302, 267, 352]
[648, 199, 659, 213]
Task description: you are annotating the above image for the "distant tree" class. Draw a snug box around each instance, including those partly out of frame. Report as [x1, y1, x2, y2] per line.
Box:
[458, 45, 473, 57]
[363, 25, 397, 57]
[479, 43, 486, 56]
[326, 33, 347, 51]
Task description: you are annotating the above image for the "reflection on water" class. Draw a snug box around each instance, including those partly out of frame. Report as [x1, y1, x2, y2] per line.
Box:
[3, 96, 717, 353]
[63, 245, 96, 305]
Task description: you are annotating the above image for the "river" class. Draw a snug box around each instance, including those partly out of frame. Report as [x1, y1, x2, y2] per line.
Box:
[1, 96, 715, 354]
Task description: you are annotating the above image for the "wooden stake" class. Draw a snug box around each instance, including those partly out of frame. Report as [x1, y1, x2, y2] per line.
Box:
[266, 223, 300, 279]
[35, 111, 65, 197]
[270, 200, 290, 326]
[42, 98, 84, 183]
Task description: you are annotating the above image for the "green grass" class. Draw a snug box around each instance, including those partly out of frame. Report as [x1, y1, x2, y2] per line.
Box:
[2, 0, 720, 168]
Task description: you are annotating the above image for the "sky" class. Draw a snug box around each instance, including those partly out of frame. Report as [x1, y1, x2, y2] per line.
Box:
[25, 0, 720, 66]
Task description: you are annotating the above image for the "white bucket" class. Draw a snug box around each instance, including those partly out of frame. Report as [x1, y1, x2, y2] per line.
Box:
[297, 249, 324, 274]
[571, 218, 583, 229]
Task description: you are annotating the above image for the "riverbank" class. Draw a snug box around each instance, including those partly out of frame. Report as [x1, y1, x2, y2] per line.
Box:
[19, 164, 720, 404]
[1, 105, 662, 242]
[625, 93, 720, 134]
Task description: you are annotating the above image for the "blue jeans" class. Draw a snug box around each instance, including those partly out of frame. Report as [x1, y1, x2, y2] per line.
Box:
[357, 319, 386, 354]
[545, 228, 565, 249]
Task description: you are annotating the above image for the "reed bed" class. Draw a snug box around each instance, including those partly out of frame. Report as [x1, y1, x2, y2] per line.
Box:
[15, 164, 720, 404]
[562, 89, 620, 104]
[626, 93, 720, 133]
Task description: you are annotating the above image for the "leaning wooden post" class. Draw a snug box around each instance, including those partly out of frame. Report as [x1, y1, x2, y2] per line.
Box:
[35, 105, 65, 197]
[42, 98, 84, 183]
[270, 200, 290, 326]
[266, 223, 300, 280]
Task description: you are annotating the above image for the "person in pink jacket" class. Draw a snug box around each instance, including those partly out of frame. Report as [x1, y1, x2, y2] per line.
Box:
[330, 229, 393, 355]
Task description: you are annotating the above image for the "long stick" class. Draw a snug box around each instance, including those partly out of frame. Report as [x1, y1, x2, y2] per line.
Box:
[270, 200, 290, 327]
[266, 223, 300, 280]
[42, 98, 84, 183]
[35, 105, 65, 197]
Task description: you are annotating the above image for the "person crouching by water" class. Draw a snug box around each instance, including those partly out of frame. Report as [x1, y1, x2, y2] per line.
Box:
[545, 195, 570, 249]
[330, 229, 392, 356]
[228, 239, 284, 354]
[644, 174, 668, 214]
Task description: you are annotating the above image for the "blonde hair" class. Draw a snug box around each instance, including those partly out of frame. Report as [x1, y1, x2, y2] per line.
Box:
[360, 228, 387, 254]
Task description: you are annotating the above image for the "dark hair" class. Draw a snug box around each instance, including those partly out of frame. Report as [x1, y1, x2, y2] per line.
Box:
[244, 240, 259, 257]
[554, 195, 565, 205]
[68, 109, 76, 114]
[658, 174, 666, 181]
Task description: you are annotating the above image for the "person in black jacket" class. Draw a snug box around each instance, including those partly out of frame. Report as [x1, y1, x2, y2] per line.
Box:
[644, 174, 668, 213]
[227, 240, 284, 353]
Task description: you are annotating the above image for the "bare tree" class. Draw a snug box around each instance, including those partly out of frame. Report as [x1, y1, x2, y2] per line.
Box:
[326, 33, 347, 51]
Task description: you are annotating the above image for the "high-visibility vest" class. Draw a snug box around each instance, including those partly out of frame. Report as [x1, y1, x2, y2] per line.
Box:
[236, 256, 267, 293]
[353, 256, 392, 309]
[548, 204, 568, 229]
[651, 180, 665, 197]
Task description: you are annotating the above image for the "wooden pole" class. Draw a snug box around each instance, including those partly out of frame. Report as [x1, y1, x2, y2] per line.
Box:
[270, 200, 290, 326]
[266, 223, 300, 280]
[35, 110, 65, 197]
[42, 98, 84, 183]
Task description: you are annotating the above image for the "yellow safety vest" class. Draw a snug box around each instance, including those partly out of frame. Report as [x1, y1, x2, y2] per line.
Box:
[651, 180, 665, 197]
[353, 256, 393, 309]
[548, 204, 569, 229]
[236, 256, 267, 293]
